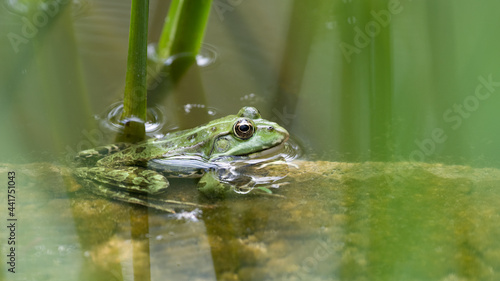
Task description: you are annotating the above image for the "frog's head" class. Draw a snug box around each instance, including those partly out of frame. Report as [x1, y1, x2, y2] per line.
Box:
[208, 107, 289, 160]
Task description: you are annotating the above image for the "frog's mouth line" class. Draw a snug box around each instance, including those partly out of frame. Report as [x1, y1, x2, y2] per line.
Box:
[246, 142, 287, 159]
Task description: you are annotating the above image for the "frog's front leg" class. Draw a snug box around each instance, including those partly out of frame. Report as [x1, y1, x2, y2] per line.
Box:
[197, 168, 287, 198]
[197, 170, 232, 198]
[75, 166, 169, 194]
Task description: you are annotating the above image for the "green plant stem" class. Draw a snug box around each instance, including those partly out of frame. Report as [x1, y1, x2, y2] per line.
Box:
[120, 0, 149, 142]
[148, 0, 213, 129]
[157, 0, 213, 62]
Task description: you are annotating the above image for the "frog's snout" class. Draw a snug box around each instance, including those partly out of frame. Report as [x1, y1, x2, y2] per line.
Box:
[270, 125, 289, 144]
[280, 128, 289, 143]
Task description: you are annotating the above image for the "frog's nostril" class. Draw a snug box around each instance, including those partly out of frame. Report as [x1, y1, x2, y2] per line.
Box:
[267, 126, 274, 131]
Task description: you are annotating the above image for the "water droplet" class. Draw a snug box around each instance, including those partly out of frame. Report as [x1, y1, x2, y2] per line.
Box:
[183, 103, 203, 114]
[183, 103, 218, 116]
[196, 43, 218, 68]
[239, 92, 264, 105]
[347, 16, 357, 25]
[207, 109, 217, 116]
[147, 43, 159, 61]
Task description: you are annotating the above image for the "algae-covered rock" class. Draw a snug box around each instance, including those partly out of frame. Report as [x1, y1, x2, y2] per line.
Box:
[2, 160, 500, 280]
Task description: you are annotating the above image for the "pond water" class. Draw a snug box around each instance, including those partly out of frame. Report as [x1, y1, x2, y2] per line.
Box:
[2, 0, 500, 280]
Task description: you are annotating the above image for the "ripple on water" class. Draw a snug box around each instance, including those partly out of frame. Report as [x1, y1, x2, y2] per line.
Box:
[97, 102, 171, 136]
[147, 43, 218, 69]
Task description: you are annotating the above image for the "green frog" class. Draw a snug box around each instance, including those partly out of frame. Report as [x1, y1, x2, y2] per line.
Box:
[74, 107, 290, 211]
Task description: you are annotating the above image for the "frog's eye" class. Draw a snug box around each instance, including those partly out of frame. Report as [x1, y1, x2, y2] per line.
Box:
[233, 119, 255, 140]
